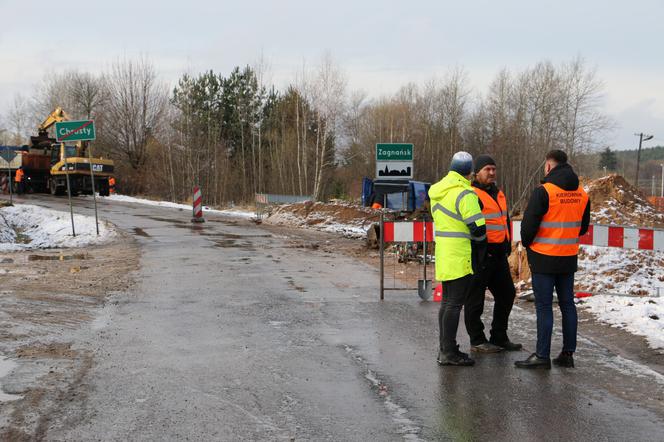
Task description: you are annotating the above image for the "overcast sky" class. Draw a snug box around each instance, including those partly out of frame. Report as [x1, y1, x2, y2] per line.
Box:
[1, 0, 663, 150]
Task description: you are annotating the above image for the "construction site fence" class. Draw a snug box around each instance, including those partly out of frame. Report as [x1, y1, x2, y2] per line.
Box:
[380, 217, 664, 300]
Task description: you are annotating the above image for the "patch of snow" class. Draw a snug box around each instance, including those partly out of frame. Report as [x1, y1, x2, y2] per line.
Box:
[265, 205, 371, 239]
[579, 295, 664, 349]
[577, 246, 664, 296]
[101, 194, 255, 219]
[0, 204, 117, 251]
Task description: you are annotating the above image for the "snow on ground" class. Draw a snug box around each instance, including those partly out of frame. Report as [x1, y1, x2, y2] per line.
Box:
[0, 204, 117, 251]
[579, 295, 664, 349]
[265, 208, 369, 238]
[102, 194, 255, 219]
[577, 246, 664, 296]
[263, 201, 376, 239]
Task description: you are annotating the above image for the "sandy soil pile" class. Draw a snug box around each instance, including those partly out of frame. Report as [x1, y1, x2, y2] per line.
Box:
[264, 200, 379, 238]
[584, 174, 664, 227]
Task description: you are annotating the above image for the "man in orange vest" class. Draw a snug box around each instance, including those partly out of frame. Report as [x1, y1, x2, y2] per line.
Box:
[516, 150, 590, 369]
[109, 177, 116, 194]
[465, 155, 522, 353]
[15, 167, 25, 194]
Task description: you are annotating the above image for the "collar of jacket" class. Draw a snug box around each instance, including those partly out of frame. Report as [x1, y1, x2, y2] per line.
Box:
[446, 170, 471, 186]
[472, 181, 498, 194]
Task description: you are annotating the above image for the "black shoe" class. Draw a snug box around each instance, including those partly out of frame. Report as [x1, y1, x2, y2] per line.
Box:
[553, 351, 574, 367]
[454, 345, 469, 359]
[515, 353, 551, 369]
[490, 339, 523, 351]
[438, 350, 475, 366]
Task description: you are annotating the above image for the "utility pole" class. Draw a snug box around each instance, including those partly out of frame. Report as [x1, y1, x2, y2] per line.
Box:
[661, 163, 664, 198]
[634, 132, 654, 191]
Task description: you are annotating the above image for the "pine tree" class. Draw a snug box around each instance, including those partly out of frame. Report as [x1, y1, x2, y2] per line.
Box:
[599, 147, 617, 171]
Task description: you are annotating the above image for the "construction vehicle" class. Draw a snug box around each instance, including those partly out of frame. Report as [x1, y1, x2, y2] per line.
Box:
[24, 107, 114, 196]
[362, 177, 432, 255]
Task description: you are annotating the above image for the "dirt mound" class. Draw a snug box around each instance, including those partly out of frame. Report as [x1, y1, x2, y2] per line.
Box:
[584, 174, 664, 228]
[264, 200, 379, 238]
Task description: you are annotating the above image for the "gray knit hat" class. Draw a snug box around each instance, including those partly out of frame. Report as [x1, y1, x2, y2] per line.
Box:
[450, 151, 473, 175]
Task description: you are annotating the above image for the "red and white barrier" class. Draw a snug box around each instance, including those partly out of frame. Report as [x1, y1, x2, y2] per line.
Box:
[382, 221, 664, 251]
[192, 186, 205, 223]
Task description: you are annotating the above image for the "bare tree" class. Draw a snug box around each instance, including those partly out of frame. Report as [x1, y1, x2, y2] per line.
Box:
[101, 57, 168, 172]
[306, 53, 347, 199]
[7, 94, 31, 145]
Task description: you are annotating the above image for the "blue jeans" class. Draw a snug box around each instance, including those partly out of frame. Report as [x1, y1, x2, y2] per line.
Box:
[532, 272, 577, 358]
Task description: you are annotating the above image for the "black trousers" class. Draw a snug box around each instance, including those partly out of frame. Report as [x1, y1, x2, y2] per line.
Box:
[440, 274, 474, 355]
[464, 253, 516, 346]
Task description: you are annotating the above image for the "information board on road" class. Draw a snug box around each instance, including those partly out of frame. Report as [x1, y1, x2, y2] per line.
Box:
[376, 143, 413, 180]
[54, 120, 96, 142]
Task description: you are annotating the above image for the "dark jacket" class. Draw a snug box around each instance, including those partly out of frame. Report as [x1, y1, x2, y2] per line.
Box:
[472, 181, 512, 257]
[520, 163, 590, 274]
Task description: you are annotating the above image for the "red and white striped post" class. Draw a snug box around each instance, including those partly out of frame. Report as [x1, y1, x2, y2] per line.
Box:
[191, 186, 205, 223]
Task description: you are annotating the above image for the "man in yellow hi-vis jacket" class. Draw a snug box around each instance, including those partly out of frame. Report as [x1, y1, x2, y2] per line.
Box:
[429, 151, 487, 366]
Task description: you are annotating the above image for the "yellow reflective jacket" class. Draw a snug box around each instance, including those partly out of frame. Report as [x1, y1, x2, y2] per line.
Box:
[429, 171, 486, 281]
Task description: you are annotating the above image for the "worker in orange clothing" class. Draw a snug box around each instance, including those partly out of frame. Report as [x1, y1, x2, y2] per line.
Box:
[109, 177, 116, 194]
[464, 155, 522, 353]
[516, 150, 590, 369]
[14, 167, 25, 194]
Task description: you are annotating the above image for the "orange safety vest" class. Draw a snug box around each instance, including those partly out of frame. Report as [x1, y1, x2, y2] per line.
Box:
[15, 169, 24, 183]
[473, 187, 510, 243]
[109, 177, 116, 187]
[530, 183, 589, 256]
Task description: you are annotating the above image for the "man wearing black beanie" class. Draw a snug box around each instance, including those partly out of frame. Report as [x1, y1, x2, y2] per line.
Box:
[465, 155, 522, 353]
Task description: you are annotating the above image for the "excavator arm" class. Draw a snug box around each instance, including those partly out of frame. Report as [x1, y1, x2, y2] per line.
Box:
[38, 107, 71, 136]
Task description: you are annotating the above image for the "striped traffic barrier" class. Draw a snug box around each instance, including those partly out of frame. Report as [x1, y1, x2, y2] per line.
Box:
[382, 221, 664, 251]
[191, 186, 205, 223]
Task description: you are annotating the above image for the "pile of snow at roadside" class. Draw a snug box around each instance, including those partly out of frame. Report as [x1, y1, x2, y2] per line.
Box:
[576, 246, 664, 296]
[0, 204, 117, 251]
[102, 194, 254, 219]
[579, 295, 664, 349]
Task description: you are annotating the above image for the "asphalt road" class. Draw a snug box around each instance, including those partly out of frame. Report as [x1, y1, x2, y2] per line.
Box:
[10, 194, 664, 441]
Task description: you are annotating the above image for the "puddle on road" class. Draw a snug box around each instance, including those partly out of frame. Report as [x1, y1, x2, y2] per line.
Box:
[210, 239, 256, 251]
[28, 253, 88, 261]
[132, 228, 151, 237]
[206, 219, 239, 226]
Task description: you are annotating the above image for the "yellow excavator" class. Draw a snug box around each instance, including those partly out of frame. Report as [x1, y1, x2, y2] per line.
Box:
[28, 107, 114, 196]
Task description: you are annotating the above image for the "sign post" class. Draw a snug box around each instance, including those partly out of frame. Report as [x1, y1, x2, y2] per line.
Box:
[86, 142, 99, 235]
[376, 143, 413, 180]
[54, 121, 98, 236]
[61, 144, 76, 237]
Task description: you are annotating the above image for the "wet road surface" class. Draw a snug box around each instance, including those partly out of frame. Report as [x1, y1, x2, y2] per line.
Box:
[12, 195, 664, 440]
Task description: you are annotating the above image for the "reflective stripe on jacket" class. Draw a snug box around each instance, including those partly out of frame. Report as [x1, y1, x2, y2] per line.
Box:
[429, 171, 486, 281]
[473, 187, 509, 243]
[530, 183, 589, 256]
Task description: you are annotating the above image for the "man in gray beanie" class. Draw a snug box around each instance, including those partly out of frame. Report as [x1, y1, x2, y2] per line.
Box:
[429, 151, 487, 366]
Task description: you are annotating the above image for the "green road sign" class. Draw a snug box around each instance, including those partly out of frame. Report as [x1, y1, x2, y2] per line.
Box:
[376, 143, 413, 161]
[54, 120, 96, 142]
[376, 143, 413, 179]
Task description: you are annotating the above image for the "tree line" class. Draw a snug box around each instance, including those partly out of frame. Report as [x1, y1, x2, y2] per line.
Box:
[0, 55, 612, 211]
